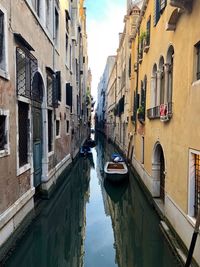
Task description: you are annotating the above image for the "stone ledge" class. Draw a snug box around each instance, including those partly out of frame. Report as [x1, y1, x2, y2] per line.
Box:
[0, 188, 35, 230]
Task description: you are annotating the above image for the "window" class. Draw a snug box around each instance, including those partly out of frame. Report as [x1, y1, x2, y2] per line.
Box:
[146, 17, 151, 47]
[65, 34, 69, 65]
[141, 136, 144, 164]
[0, 7, 8, 77]
[189, 151, 200, 219]
[48, 110, 53, 152]
[47, 73, 53, 106]
[154, 0, 160, 26]
[66, 83, 72, 109]
[0, 115, 6, 150]
[18, 102, 29, 167]
[55, 8, 59, 46]
[46, 0, 53, 34]
[56, 120, 60, 137]
[31, 0, 40, 16]
[0, 11, 4, 65]
[196, 43, 200, 80]
[194, 154, 200, 217]
[66, 120, 69, 134]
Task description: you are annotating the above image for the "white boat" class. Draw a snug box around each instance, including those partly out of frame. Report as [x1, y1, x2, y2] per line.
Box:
[104, 161, 128, 182]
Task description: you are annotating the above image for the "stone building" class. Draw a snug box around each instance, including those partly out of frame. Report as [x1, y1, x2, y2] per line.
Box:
[0, 0, 88, 249]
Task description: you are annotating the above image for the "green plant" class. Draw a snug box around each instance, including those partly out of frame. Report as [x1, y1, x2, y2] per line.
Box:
[137, 105, 144, 114]
[139, 31, 147, 43]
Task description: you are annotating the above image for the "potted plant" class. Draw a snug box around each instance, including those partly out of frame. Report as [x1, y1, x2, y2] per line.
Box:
[137, 105, 145, 123]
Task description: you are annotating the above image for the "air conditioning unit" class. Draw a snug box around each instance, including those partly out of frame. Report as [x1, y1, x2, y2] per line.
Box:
[160, 104, 169, 122]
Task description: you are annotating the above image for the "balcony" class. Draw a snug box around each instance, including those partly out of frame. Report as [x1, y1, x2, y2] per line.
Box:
[147, 106, 160, 119]
[170, 0, 193, 12]
[147, 102, 173, 121]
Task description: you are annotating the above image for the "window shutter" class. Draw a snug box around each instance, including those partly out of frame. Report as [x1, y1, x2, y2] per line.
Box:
[154, 0, 160, 26]
[66, 83, 72, 107]
[56, 71, 61, 101]
[52, 74, 59, 108]
[146, 18, 151, 46]
[0, 12, 4, 61]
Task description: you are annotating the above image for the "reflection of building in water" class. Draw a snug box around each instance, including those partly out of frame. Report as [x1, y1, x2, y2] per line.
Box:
[105, 175, 179, 267]
[3, 159, 91, 267]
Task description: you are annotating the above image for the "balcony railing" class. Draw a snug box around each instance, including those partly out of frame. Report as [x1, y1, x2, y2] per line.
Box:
[147, 102, 173, 121]
[147, 106, 160, 119]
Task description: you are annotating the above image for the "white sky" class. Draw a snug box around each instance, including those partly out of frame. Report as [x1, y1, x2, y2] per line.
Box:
[86, 0, 126, 102]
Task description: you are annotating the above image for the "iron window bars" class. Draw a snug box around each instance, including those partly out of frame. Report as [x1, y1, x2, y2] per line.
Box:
[195, 154, 200, 218]
[16, 47, 38, 100]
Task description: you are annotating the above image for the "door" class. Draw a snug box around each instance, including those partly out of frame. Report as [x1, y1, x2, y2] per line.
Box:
[33, 105, 42, 187]
[160, 150, 165, 202]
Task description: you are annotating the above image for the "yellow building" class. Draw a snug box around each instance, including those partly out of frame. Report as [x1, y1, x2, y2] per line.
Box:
[128, 0, 200, 264]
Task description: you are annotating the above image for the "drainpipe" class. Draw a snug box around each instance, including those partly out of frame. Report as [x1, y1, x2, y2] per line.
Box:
[134, 28, 140, 133]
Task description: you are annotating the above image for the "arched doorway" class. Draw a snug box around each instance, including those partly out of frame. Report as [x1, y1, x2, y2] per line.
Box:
[32, 72, 44, 188]
[152, 143, 166, 202]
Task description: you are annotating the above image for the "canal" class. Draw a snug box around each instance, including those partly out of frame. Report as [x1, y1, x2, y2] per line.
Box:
[1, 134, 182, 267]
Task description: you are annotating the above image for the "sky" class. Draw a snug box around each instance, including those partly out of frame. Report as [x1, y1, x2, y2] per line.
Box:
[85, 0, 126, 101]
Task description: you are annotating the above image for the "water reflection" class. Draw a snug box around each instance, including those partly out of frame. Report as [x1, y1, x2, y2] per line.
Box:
[3, 158, 91, 267]
[95, 133, 181, 267]
[2, 134, 182, 267]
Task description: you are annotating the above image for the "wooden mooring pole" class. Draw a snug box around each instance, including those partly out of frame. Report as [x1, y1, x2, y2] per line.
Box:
[185, 210, 200, 267]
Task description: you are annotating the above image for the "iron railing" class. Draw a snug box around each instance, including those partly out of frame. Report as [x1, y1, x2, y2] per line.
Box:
[147, 102, 173, 120]
[16, 47, 38, 99]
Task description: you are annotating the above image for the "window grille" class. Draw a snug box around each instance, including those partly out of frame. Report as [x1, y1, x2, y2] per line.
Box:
[194, 154, 200, 217]
[16, 47, 38, 99]
[48, 110, 53, 152]
[160, 0, 167, 12]
[18, 101, 29, 167]
[47, 74, 53, 106]
[0, 115, 6, 150]
[0, 11, 4, 63]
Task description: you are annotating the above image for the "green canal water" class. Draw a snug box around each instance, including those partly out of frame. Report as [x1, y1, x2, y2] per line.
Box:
[1, 134, 182, 267]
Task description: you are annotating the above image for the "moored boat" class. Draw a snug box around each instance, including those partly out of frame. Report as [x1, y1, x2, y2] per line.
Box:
[104, 161, 128, 182]
[80, 145, 92, 156]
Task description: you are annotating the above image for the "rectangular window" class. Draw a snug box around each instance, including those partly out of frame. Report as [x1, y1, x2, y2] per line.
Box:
[18, 102, 29, 167]
[196, 43, 200, 80]
[56, 120, 60, 137]
[194, 154, 200, 217]
[0, 115, 6, 150]
[55, 8, 59, 46]
[66, 120, 69, 134]
[141, 136, 144, 164]
[146, 17, 151, 46]
[65, 34, 69, 65]
[0, 10, 4, 65]
[48, 110, 53, 152]
[154, 0, 160, 26]
[32, 0, 40, 16]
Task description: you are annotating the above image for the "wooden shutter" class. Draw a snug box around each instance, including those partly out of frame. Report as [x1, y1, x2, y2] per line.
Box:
[56, 71, 61, 101]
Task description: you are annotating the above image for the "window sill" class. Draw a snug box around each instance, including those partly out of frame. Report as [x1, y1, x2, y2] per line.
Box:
[186, 215, 196, 228]
[0, 148, 10, 158]
[17, 163, 31, 176]
[0, 69, 10, 80]
[48, 151, 54, 157]
[191, 79, 200, 87]
[55, 135, 61, 140]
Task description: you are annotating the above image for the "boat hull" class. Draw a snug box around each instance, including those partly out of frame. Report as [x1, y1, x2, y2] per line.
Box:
[104, 162, 128, 183]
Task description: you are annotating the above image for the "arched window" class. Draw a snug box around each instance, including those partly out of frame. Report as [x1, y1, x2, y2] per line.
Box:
[151, 64, 157, 107]
[166, 45, 174, 104]
[158, 56, 165, 105]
